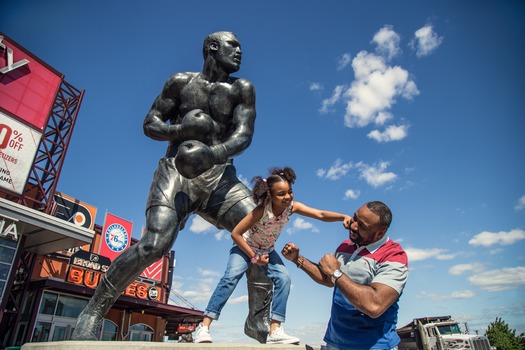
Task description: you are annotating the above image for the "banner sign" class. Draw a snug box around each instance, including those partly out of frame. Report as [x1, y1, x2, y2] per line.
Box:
[140, 259, 163, 281]
[0, 111, 42, 194]
[66, 250, 159, 301]
[0, 33, 62, 130]
[139, 226, 163, 281]
[69, 249, 111, 273]
[99, 213, 132, 261]
[53, 192, 97, 230]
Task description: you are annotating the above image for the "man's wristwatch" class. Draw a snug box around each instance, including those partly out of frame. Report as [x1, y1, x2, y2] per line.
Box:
[331, 269, 343, 284]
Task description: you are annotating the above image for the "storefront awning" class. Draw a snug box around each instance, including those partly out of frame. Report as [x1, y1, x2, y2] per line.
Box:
[0, 197, 94, 254]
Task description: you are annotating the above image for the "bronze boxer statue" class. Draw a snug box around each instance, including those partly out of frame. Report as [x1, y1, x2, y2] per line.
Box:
[71, 31, 272, 343]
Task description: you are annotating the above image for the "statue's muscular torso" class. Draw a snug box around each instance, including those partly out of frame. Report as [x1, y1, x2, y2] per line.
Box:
[170, 72, 252, 144]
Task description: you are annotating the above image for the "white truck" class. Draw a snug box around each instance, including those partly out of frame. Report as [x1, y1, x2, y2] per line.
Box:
[396, 315, 492, 350]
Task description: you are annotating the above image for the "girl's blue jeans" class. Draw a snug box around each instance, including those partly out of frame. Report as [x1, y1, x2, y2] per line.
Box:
[204, 245, 291, 322]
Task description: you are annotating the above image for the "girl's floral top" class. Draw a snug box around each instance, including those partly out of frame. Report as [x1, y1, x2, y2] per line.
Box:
[242, 200, 293, 256]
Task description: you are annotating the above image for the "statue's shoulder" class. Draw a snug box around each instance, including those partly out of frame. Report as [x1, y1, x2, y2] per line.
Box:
[231, 77, 255, 91]
[165, 72, 198, 87]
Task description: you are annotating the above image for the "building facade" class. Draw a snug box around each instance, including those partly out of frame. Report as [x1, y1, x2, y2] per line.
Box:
[0, 32, 203, 349]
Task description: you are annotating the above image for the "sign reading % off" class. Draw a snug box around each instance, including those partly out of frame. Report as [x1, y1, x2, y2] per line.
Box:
[0, 111, 42, 194]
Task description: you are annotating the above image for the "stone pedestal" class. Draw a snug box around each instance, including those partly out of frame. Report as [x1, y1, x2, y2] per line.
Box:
[21, 341, 322, 350]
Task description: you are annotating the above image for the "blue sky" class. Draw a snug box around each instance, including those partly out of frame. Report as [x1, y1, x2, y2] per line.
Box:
[3, 0, 525, 345]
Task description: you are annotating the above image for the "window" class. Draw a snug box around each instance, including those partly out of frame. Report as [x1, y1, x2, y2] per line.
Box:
[129, 323, 153, 342]
[38, 292, 58, 315]
[56, 294, 88, 318]
[38, 292, 88, 318]
[32, 322, 51, 342]
[33, 292, 90, 342]
[0, 244, 15, 264]
[0, 237, 18, 302]
[101, 319, 118, 341]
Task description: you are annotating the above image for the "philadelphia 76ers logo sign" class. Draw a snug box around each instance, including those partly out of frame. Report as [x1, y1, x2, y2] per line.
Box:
[105, 223, 129, 252]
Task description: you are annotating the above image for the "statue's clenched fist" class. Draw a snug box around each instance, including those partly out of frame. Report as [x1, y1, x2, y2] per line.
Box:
[181, 109, 215, 144]
[175, 140, 215, 179]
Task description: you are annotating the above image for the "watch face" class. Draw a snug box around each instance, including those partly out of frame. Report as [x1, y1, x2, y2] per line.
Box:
[331, 269, 343, 284]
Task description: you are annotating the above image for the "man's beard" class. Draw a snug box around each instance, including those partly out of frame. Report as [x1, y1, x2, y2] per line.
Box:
[350, 230, 364, 246]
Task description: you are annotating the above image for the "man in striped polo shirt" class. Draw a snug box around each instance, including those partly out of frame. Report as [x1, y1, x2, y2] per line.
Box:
[282, 201, 408, 350]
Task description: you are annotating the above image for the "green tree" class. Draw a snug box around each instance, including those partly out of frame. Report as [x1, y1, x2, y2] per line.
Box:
[485, 317, 525, 350]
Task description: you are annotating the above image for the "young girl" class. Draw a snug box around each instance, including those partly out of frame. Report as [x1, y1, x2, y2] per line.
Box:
[194, 167, 351, 344]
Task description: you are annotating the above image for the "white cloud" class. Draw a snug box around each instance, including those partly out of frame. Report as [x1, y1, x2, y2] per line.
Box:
[367, 124, 409, 142]
[374, 111, 393, 125]
[344, 51, 419, 128]
[418, 290, 475, 301]
[318, 26, 419, 136]
[468, 228, 525, 247]
[317, 159, 353, 180]
[286, 217, 319, 234]
[309, 82, 323, 91]
[405, 247, 456, 262]
[373, 25, 401, 61]
[170, 268, 222, 305]
[214, 230, 230, 241]
[410, 24, 443, 57]
[352, 50, 386, 80]
[515, 195, 525, 211]
[320, 85, 345, 113]
[227, 295, 248, 304]
[357, 161, 397, 188]
[449, 263, 484, 276]
[344, 189, 360, 200]
[237, 174, 251, 188]
[188, 215, 216, 234]
[469, 266, 525, 292]
[337, 53, 352, 70]
[197, 267, 221, 278]
[489, 248, 504, 255]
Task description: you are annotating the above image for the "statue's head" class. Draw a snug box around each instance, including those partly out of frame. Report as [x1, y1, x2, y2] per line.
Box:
[203, 31, 242, 73]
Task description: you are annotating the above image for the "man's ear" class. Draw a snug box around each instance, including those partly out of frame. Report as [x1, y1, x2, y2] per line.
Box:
[209, 42, 219, 52]
[376, 229, 387, 241]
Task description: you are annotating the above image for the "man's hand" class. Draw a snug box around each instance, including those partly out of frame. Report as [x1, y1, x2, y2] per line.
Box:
[319, 254, 341, 277]
[281, 243, 299, 263]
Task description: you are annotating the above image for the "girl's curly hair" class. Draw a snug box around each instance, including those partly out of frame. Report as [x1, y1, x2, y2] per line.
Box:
[251, 167, 296, 204]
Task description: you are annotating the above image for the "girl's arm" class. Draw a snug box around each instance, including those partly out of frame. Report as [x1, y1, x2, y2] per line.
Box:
[231, 205, 265, 260]
[292, 201, 351, 226]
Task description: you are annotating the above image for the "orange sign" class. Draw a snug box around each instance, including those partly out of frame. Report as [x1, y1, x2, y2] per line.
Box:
[66, 266, 159, 301]
[54, 192, 98, 230]
[66, 250, 160, 301]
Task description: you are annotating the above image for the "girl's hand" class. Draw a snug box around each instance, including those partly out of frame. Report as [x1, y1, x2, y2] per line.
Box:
[343, 215, 352, 229]
[257, 254, 270, 266]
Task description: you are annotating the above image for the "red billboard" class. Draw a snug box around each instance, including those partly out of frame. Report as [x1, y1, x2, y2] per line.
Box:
[0, 33, 63, 131]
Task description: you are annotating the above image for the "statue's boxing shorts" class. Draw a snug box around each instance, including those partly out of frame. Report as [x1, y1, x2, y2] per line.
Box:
[146, 157, 252, 229]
